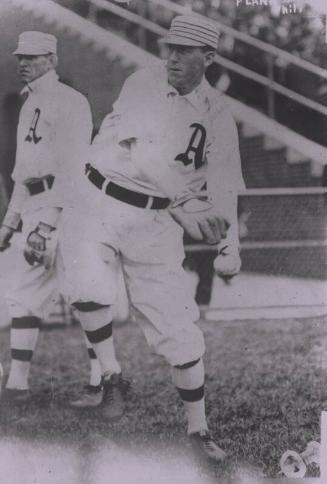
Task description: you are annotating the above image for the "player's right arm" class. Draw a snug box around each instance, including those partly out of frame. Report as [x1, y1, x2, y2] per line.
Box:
[0, 225, 14, 251]
[0, 182, 27, 251]
[96, 69, 229, 245]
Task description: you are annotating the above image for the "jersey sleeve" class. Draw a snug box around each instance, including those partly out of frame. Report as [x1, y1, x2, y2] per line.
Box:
[93, 66, 199, 201]
[37, 93, 93, 226]
[108, 69, 156, 144]
[207, 105, 245, 247]
[2, 182, 28, 229]
[90, 70, 147, 155]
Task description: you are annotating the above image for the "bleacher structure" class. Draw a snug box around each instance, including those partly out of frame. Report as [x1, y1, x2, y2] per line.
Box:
[0, 0, 326, 321]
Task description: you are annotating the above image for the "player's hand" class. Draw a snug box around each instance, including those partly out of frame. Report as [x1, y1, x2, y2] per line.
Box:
[0, 225, 15, 252]
[27, 230, 47, 252]
[169, 198, 229, 245]
[23, 245, 44, 266]
[24, 222, 55, 267]
[214, 245, 241, 280]
[24, 230, 47, 266]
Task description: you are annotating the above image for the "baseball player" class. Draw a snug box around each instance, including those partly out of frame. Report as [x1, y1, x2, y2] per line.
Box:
[0, 31, 107, 404]
[61, 15, 244, 461]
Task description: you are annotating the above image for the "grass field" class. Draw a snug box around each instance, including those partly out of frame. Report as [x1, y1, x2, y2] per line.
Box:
[0, 315, 326, 482]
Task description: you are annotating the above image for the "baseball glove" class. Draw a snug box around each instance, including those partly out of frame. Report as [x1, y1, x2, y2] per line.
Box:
[24, 223, 58, 269]
[169, 196, 229, 245]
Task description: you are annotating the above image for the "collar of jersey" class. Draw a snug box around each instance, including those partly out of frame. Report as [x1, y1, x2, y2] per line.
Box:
[21, 69, 59, 96]
[166, 76, 211, 114]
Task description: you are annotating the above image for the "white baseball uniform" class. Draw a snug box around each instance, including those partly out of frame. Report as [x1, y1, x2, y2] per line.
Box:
[5, 69, 92, 319]
[61, 63, 244, 366]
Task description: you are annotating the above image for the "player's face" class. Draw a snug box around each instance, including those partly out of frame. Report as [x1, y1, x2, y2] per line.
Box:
[166, 45, 214, 95]
[16, 54, 55, 84]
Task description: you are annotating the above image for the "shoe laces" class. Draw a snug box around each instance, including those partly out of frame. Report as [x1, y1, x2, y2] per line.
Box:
[203, 438, 223, 457]
[85, 384, 102, 394]
[197, 431, 217, 450]
[200, 431, 211, 442]
[103, 384, 115, 404]
[102, 374, 131, 404]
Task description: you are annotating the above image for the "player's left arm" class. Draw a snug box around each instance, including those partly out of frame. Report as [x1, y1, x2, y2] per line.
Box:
[129, 140, 229, 244]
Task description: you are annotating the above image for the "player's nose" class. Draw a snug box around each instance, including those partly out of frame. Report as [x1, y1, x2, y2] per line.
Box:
[18, 56, 28, 66]
[168, 48, 179, 61]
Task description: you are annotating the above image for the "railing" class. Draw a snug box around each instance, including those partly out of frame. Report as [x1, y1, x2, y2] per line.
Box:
[16, 0, 326, 164]
[84, 0, 327, 121]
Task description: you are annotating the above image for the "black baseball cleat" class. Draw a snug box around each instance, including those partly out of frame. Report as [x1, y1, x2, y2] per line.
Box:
[101, 373, 131, 421]
[189, 430, 226, 462]
[1, 387, 31, 403]
[70, 384, 103, 408]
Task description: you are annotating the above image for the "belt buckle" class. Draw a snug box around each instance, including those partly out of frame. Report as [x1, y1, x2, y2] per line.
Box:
[42, 177, 52, 191]
[145, 196, 154, 209]
[27, 178, 44, 195]
[104, 180, 111, 194]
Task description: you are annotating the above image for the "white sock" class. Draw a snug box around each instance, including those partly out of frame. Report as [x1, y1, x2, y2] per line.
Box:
[171, 359, 208, 435]
[6, 360, 31, 390]
[6, 317, 40, 390]
[84, 333, 102, 386]
[77, 306, 121, 377]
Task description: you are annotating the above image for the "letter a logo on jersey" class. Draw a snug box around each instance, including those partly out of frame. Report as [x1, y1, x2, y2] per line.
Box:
[25, 108, 42, 144]
[175, 123, 206, 170]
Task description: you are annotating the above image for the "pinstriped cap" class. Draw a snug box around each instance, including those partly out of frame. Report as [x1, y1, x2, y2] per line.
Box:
[160, 15, 219, 50]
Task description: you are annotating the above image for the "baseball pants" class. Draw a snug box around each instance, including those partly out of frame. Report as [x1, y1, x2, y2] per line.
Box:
[60, 186, 205, 367]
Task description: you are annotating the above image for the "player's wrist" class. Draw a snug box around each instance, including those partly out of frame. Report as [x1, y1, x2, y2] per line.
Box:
[171, 191, 211, 209]
[2, 210, 21, 231]
[36, 207, 62, 230]
[1, 224, 15, 233]
[34, 222, 56, 243]
[38, 222, 56, 234]
[217, 241, 240, 254]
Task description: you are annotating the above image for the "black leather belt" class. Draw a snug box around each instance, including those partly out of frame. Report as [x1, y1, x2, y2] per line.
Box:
[85, 164, 170, 210]
[26, 175, 55, 196]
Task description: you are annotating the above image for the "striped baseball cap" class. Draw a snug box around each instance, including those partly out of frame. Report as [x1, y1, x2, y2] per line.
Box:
[160, 15, 219, 50]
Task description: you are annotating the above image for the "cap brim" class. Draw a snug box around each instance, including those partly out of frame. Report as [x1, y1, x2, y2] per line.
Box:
[13, 47, 54, 55]
[159, 34, 206, 47]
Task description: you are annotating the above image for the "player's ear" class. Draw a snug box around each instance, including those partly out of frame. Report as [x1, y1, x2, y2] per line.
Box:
[49, 53, 58, 69]
[204, 50, 215, 68]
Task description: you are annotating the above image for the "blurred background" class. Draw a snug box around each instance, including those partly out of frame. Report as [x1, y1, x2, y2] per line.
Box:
[0, 0, 326, 321]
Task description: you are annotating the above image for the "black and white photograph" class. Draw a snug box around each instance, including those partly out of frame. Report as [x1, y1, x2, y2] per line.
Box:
[0, 0, 326, 482]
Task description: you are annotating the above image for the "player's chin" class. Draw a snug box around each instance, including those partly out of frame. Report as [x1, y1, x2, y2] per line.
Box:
[167, 70, 183, 88]
[19, 73, 30, 84]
